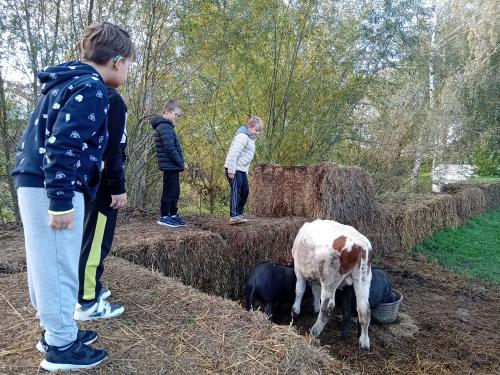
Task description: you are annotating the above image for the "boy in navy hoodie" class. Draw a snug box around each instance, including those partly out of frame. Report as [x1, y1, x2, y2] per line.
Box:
[11, 22, 135, 372]
[75, 85, 128, 321]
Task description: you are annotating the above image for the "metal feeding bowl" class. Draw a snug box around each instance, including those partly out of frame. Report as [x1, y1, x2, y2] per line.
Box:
[372, 289, 403, 324]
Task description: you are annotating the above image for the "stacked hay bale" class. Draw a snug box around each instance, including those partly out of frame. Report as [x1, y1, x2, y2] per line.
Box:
[366, 194, 461, 254]
[0, 257, 349, 374]
[441, 184, 487, 224]
[187, 215, 308, 299]
[478, 182, 500, 210]
[443, 181, 500, 213]
[249, 162, 377, 227]
[112, 220, 239, 298]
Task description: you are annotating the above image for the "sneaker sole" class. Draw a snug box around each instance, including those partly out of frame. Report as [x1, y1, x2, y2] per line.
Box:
[73, 307, 125, 321]
[156, 221, 181, 228]
[229, 220, 245, 225]
[36, 335, 98, 354]
[40, 355, 107, 372]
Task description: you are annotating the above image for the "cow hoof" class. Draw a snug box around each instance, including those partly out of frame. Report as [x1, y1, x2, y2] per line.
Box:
[359, 340, 371, 351]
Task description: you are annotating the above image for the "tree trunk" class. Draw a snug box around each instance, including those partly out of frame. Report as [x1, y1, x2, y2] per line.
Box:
[0, 71, 20, 222]
[411, 6, 437, 190]
[50, 0, 62, 65]
[87, 0, 94, 25]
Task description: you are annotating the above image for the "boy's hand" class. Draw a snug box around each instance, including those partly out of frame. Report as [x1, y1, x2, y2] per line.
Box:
[49, 212, 75, 230]
[110, 193, 127, 209]
[228, 172, 235, 179]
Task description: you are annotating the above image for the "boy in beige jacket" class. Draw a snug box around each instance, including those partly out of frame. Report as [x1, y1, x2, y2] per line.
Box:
[224, 116, 263, 224]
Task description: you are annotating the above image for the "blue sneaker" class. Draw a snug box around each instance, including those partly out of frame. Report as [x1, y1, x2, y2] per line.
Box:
[157, 216, 181, 228]
[171, 215, 187, 227]
[37, 329, 98, 353]
[40, 340, 107, 372]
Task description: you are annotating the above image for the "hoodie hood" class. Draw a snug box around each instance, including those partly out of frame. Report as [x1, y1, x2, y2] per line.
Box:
[38, 61, 103, 94]
[151, 116, 173, 130]
[236, 125, 250, 136]
[235, 125, 255, 139]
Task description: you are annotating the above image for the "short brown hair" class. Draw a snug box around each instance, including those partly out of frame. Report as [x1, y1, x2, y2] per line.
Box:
[163, 100, 181, 113]
[81, 22, 135, 64]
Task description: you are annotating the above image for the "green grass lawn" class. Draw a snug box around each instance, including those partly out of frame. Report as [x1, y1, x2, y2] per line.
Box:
[415, 210, 500, 283]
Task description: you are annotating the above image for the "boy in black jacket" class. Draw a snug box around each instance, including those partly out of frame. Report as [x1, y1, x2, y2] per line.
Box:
[75, 85, 128, 321]
[151, 100, 186, 228]
[11, 22, 135, 372]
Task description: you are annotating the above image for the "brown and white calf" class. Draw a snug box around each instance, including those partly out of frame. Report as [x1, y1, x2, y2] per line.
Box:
[291, 219, 372, 350]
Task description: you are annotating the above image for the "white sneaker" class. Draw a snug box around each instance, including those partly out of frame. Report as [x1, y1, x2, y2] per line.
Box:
[99, 288, 111, 300]
[229, 216, 248, 224]
[74, 298, 124, 321]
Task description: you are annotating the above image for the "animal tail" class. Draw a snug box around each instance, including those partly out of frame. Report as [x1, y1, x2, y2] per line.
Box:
[245, 283, 256, 311]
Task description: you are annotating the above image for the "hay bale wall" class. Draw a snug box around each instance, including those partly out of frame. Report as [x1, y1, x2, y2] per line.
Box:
[249, 162, 377, 226]
[361, 194, 461, 254]
[0, 257, 349, 374]
[112, 223, 238, 298]
[250, 163, 500, 255]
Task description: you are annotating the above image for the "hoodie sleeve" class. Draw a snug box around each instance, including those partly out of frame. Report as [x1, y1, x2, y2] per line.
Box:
[44, 84, 107, 212]
[102, 92, 127, 195]
[158, 123, 183, 167]
[225, 133, 248, 174]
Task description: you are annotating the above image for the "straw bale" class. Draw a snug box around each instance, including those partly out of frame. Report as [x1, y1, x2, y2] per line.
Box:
[448, 187, 486, 224]
[249, 162, 377, 226]
[0, 257, 350, 375]
[112, 220, 237, 298]
[477, 182, 500, 211]
[367, 194, 461, 253]
[187, 215, 308, 299]
[357, 203, 402, 257]
[0, 223, 26, 275]
[443, 181, 500, 212]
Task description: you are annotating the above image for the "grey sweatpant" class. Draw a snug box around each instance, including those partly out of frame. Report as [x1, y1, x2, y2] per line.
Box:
[18, 187, 83, 347]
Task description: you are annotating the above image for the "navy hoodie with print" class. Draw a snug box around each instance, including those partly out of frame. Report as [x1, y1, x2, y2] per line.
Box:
[11, 61, 109, 212]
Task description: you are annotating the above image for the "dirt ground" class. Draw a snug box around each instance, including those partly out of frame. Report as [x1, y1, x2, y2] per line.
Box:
[1, 215, 499, 374]
[268, 252, 500, 375]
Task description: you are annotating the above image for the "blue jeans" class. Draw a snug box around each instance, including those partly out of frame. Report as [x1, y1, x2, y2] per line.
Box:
[18, 187, 83, 347]
[225, 169, 249, 217]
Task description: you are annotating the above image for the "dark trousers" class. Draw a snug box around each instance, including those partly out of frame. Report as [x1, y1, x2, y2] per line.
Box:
[161, 170, 180, 216]
[225, 168, 249, 217]
[78, 184, 118, 304]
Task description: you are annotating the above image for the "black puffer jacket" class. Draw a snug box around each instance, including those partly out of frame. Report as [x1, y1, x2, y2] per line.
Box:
[151, 116, 184, 172]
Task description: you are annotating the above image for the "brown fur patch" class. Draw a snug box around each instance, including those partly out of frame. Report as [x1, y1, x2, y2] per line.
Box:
[339, 244, 365, 274]
[332, 236, 347, 253]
